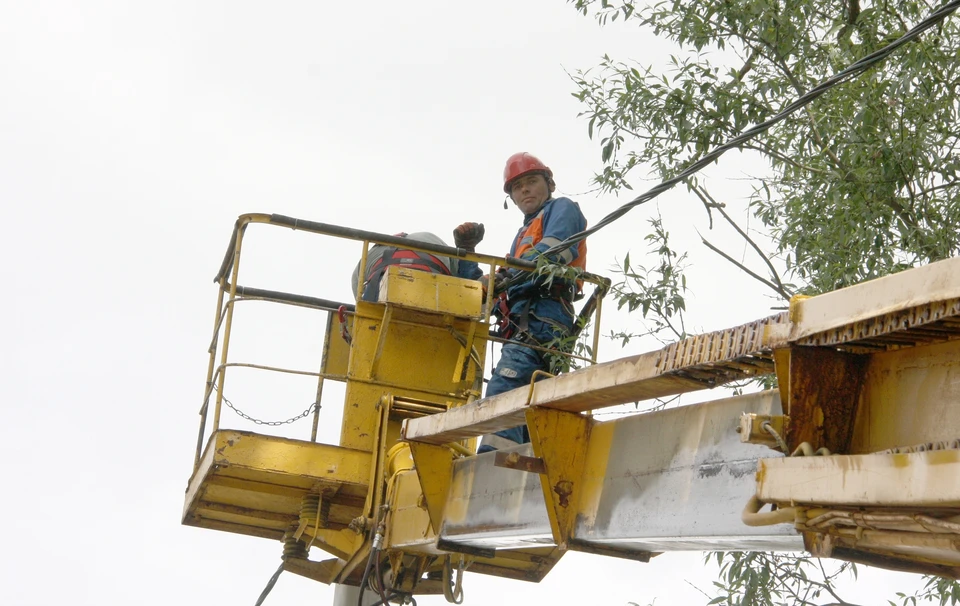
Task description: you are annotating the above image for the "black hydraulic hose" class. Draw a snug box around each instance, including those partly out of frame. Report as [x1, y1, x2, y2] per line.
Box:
[357, 546, 378, 606]
[370, 592, 406, 606]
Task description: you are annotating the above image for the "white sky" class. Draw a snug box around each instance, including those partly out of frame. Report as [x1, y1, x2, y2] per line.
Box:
[0, 1, 930, 604]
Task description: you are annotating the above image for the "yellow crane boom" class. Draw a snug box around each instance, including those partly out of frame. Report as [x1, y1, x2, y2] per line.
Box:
[183, 214, 960, 602]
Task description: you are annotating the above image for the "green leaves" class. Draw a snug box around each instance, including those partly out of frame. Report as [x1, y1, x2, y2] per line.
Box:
[570, 0, 960, 294]
[705, 552, 863, 606]
[570, 0, 960, 603]
[610, 215, 688, 342]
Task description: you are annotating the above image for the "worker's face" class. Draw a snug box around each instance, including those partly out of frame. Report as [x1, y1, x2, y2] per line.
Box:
[509, 173, 552, 215]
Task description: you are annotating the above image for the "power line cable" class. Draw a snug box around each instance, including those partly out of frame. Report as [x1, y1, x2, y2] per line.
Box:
[544, 0, 960, 257]
[254, 563, 284, 606]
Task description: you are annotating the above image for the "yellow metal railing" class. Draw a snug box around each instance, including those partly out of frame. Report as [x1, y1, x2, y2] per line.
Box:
[193, 212, 610, 470]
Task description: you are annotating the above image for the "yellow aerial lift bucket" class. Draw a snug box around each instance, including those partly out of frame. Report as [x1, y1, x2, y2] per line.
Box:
[182, 213, 609, 599]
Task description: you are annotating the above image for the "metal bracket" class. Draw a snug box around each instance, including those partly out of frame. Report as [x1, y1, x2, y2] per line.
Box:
[494, 451, 546, 474]
[738, 413, 789, 448]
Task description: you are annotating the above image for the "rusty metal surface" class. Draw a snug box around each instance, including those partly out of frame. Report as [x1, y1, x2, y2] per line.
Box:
[494, 451, 547, 474]
[657, 313, 786, 378]
[572, 391, 802, 553]
[786, 346, 868, 452]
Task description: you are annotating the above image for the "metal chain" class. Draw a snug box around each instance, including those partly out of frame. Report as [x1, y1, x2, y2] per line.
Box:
[214, 383, 318, 426]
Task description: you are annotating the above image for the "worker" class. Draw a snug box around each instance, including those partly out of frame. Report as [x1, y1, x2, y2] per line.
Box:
[351, 227, 485, 302]
[478, 152, 588, 453]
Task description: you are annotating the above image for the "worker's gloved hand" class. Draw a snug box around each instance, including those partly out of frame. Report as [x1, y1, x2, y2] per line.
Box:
[480, 271, 508, 296]
[453, 222, 485, 250]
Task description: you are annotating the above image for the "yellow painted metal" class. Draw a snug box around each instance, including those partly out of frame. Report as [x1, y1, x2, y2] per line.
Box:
[408, 442, 457, 533]
[466, 546, 563, 582]
[850, 338, 960, 453]
[387, 443, 415, 475]
[357, 240, 370, 304]
[195, 276, 227, 468]
[591, 294, 603, 365]
[788, 256, 960, 342]
[574, 420, 616, 531]
[525, 407, 594, 550]
[339, 268, 487, 452]
[384, 469, 439, 552]
[333, 541, 373, 586]
[323, 310, 352, 379]
[282, 557, 342, 585]
[187, 214, 611, 593]
[804, 527, 960, 577]
[403, 313, 785, 445]
[375, 265, 484, 318]
[183, 430, 371, 540]
[452, 318, 480, 384]
[299, 527, 359, 561]
[738, 413, 789, 448]
[212, 220, 248, 433]
[772, 346, 791, 411]
[759, 449, 960, 507]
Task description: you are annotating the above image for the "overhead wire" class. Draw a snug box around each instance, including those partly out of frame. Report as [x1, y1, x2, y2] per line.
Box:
[245, 5, 959, 604]
[253, 563, 285, 606]
[543, 0, 960, 258]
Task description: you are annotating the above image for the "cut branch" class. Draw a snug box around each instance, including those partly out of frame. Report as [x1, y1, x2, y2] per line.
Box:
[693, 186, 794, 299]
[700, 234, 791, 299]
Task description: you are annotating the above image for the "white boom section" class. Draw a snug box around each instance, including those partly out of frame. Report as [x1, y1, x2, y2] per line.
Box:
[406, 256, 960, 570]
[440, 391, 800, 555]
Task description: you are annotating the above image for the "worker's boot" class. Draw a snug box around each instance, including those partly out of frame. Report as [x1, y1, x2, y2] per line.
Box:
[477, 425, 529, 453]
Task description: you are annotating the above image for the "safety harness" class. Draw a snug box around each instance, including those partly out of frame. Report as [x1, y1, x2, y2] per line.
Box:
[492, 282, 575, 343]
[361, 247, 452, 302]
[367, 247, 451, 278]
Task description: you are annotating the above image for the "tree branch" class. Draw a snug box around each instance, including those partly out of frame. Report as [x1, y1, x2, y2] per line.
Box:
[742, 143, 834, 176]
[693, 186, 793, 299]
[816, 558, 864, 606]
[915, 178, 960, 197]
[700, 234, 790, 299]
[735, 48, 759, 81]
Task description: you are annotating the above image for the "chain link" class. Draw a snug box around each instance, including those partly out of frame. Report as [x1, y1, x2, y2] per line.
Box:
[213, 383, 318, 426]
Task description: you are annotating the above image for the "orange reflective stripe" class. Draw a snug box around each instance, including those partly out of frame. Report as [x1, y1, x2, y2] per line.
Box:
[512, 210, 588, 294]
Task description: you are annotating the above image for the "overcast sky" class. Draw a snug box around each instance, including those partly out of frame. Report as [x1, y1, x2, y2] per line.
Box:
[0, 1, 930, 604]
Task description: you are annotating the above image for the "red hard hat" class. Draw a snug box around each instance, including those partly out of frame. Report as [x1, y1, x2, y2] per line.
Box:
[503, 152, 552, 193]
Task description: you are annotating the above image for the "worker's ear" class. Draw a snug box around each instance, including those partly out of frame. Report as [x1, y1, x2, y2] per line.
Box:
[547, 178, 556, 193]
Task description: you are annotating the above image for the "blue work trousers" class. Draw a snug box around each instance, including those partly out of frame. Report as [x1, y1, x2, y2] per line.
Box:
[478, 314, 570, 452]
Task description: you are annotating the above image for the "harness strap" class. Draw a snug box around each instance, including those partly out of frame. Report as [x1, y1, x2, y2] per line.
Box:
[366, 247, 451, 280]
[361, 246, 452, 302]
[494, 295, 532, 341]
